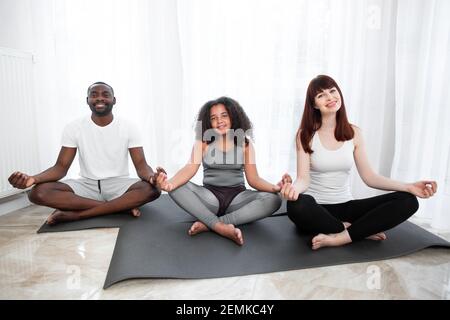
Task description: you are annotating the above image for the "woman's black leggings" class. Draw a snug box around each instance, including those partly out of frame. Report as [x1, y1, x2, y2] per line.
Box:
[287, 191, 419, 241]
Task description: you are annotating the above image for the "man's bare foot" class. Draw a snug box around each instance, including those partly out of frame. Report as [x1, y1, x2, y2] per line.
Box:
[342, 222, 387, 241]
[130, 208, 141, 217]
[311, 229, 352, 250]
[46, 209, 81, 225]
[188, 221, 209, 236]
[213, 222, 244, 246]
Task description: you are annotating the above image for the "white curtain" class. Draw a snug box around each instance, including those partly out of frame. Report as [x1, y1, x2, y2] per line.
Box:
[30, 0, 184, 180]
[19, 0, 448, 229]
[392, 0, 450, 230]
[175, 0, 399, 190]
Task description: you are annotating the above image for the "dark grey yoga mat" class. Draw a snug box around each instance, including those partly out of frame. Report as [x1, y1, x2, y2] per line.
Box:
[37, 211, 136, 233]
[36, 194, 287, 233]
[103, 195, 450, 289]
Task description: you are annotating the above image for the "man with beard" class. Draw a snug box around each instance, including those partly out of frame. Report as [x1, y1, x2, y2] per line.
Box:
[8, 82, 160, 225]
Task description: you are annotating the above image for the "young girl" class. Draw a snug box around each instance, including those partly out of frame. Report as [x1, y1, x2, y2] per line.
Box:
[154, 97, 282, 245]
[281, 75, 437, 250]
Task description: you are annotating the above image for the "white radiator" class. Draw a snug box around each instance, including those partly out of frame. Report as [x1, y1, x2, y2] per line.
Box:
[0, 47, 40, 198]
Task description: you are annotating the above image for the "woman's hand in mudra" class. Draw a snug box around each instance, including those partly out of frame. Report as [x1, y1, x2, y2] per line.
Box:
[280, 183, 300, 201]
[407, 181, 437, 198]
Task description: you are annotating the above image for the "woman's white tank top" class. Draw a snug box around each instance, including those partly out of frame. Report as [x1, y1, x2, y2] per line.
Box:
[303, 133, 354, 204]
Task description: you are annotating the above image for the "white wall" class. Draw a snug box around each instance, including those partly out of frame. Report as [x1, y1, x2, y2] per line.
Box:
[0, 0, 38, 214]
[0, 0, 34, 52]
[1, 0, 64, 173]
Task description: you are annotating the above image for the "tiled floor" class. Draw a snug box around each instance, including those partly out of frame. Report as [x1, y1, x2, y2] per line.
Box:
[0, 204, 449, 299]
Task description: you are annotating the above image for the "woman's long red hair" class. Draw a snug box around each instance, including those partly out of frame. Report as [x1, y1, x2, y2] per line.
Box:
[296, 75, 354, 153]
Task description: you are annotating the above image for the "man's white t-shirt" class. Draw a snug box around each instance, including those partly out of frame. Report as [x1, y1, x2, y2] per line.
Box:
[61, 115, 143, 180]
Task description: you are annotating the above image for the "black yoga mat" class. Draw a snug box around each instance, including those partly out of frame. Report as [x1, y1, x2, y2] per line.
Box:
[103, 195, 450, 288]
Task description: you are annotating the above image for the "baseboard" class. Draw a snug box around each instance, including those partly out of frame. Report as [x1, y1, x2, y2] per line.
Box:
[0, 192, 31, 216]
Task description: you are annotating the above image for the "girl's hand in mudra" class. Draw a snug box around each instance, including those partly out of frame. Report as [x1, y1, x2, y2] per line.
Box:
[276, 173, 293, 189]
[150, 167, 174, 192]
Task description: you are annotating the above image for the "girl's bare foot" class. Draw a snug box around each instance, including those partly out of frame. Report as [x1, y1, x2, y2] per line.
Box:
[311, 229, 352, 250]
[46, 209, 80, 225]
[188, 221, 209, 236]
[213, 222, 244, 246]
[343, 222, 387, 241]
[130, 208, 141, 217]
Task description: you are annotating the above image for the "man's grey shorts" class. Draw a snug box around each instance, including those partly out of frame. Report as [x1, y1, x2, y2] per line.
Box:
[62, 177, 141, 202]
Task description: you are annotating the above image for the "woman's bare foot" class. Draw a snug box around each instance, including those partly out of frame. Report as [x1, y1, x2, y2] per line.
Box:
[342, 222, 387, 241]
[46, 209, 80, 225]
[366, 232, 387, 241]
[188, 221, 209, 236]
[213, 222, 244, 246]
[311, 229, 352, 250]
[130, 208, 141, 217]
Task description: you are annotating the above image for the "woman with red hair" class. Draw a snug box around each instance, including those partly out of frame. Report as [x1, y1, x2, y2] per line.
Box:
[281, 75, 437, 250]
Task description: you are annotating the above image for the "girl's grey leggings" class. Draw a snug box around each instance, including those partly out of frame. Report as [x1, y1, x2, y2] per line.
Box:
[169, 182, 282, 229]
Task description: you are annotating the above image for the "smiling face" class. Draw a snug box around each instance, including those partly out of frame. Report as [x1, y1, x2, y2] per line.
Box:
[87, 84, 116, 116]
[313, 87, 342, 115]
[209, 103, 232, 135]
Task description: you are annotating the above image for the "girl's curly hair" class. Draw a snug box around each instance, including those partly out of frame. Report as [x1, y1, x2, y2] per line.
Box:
[195, 96, 253, 145]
